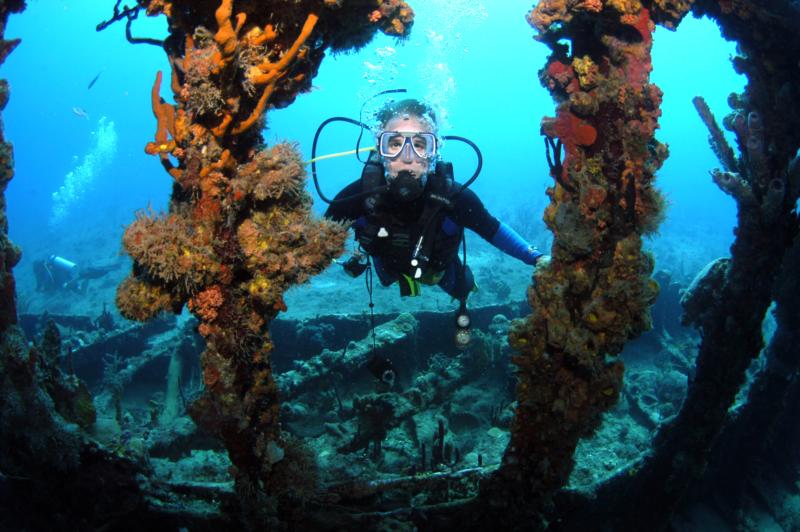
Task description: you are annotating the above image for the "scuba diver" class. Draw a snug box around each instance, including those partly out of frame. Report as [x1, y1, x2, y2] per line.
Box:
[321, 98, 545, 347]
[33, 254, 118, 293]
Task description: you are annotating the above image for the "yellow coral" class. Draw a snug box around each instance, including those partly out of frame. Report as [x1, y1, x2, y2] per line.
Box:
[572, 55, 599, 89]
[248, 275, 272, 299]
[607, 0, 642, 14]
[116, 276, 175, 322]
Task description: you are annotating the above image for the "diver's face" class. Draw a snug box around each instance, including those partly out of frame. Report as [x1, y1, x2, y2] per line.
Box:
[380, 115, 434, 180]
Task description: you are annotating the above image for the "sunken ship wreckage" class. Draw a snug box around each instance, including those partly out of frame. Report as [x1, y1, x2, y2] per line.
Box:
[1, 0, 800, 529]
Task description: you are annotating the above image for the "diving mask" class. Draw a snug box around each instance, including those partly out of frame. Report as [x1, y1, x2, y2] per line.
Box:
[378, 130, 437, 161]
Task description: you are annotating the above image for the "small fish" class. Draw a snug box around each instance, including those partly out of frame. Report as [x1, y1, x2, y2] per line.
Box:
[87, 71, 102, 90]
[72, 107, 89, 120]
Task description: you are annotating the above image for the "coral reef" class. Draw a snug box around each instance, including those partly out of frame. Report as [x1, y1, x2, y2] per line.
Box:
[607, 0, 800, 523]
[0, 7, 160, 516]
[546, 1, 800, 528]
[690, 232, 800, 530]
[0, 3, 154, 500]
[501, 0, 669, 499]
[0, 0, 90, 492]
[112, 0, 414, 522]
[0, 0, 23, 333]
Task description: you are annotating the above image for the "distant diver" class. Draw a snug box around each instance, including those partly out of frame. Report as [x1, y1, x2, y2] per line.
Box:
[72, 107, 89, 120]
[87, 71, 102, 90]
[33, 255, 118, 293]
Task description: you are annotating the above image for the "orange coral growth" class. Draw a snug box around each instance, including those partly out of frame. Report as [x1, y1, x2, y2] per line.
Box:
[578, 0, 603, 11]
[199, 149, 233, 179]
[148, 71, 177, 160]
[193, 195, 223, 222]
[189, 285, 224, 322]
[145, 139, 176, 155]
[528, 0, 602, 34]
[506, 0, 669, 496]
[214, 0, 245, 59]
[544, 60, 580, 94]
[273, 296, 287, 313]
[116, 277, 175, 321]
[373, 0, 414, 36]
[203, 364, 221, 389]
[210, 114, 233, 138]
[543, 109, 598, 161]
[122, 210, 219, 292]
[197, 12, 320, 137]
[621, 8, 653, 46]
[240, 143, 307, 202]
[125, 0, 411, 503]
[232, 81, 276, 135]
[581, 185, 607, 211]
[244, 24, 277, 47]
[528, 0, 570, 32]
[247, 13, 319, 86]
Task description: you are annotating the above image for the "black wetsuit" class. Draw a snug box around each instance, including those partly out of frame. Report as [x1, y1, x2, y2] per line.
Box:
[324, 178, 500, 298]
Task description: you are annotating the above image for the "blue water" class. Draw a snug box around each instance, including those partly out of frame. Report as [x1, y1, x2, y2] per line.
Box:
[3, 0, 743, 308]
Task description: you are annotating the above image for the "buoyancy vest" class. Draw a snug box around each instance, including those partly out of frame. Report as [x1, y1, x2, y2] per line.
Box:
[356, 157, 462, 279]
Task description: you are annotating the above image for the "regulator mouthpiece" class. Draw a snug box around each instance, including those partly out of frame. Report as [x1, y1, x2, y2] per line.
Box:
[389, 170, 425, 201]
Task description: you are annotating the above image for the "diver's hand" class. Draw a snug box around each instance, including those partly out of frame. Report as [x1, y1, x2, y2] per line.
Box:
[534, 254, 551, 270]
[523, 245, 544, 266]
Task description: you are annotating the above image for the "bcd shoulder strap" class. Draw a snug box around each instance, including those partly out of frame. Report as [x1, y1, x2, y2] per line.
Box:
[412, 161, 460, 274]
[361, 153, 386, 215]
[427, 161, 454, 208]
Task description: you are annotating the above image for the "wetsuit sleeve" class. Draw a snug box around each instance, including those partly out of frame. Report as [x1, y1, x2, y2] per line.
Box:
[452, 187, 542, 265]
[323, 179, 364, 223]
[491, 222, 543, 265]
[450, 186, 500, 241]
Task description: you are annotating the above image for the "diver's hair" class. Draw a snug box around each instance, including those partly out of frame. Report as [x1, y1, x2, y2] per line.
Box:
[376, 98, 438, 130]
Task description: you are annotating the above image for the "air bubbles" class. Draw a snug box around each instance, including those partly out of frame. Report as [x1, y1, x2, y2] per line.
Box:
[375, 46, 396, 58]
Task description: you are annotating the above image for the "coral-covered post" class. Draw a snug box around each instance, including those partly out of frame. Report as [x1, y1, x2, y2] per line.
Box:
[594, 0, 800, 525]
[115, 0, 413, 513]
[0, 0, 24, 333]
[502, 0, 675, 496]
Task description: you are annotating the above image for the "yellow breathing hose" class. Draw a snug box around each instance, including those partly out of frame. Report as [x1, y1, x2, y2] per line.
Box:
[305, 146, 375, 165]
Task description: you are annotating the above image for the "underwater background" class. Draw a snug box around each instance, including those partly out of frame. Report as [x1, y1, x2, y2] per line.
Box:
[6, 0, 741, 311]
[6, 1, 799, 530]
